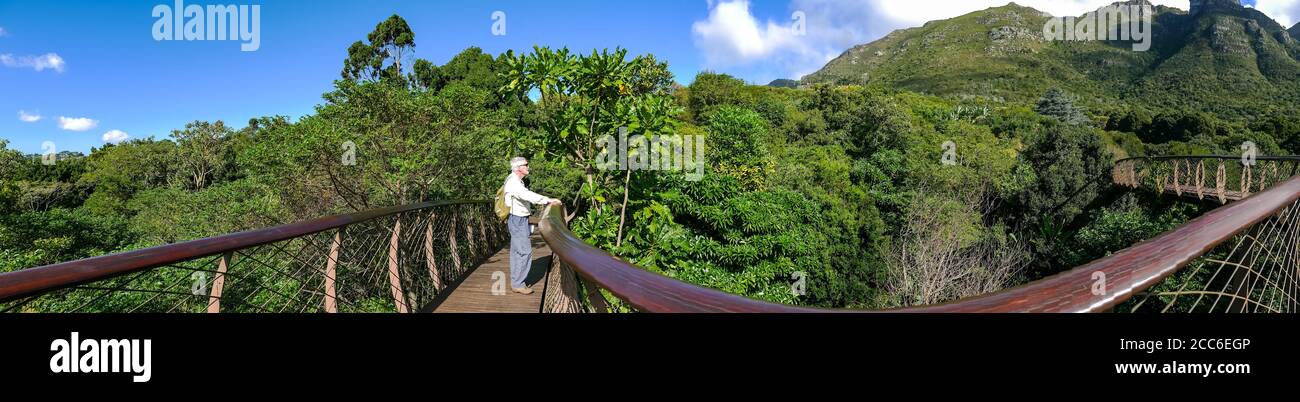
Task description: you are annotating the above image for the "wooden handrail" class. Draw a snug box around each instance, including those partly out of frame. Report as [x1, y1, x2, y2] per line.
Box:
[537, 205, 824, 312]
[897, 175, 1300, 312]
[538, 174, 1300, 313]
[0, 200, 489, 303]
[535, 205, 821, 310]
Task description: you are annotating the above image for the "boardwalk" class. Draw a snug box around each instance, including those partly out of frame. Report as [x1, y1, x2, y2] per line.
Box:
[427, 234, 551, 313]
[1161, 184, 1246, 203]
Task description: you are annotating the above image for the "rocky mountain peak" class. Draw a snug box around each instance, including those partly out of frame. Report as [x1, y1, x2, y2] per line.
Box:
[1190, 0, 1243, 16]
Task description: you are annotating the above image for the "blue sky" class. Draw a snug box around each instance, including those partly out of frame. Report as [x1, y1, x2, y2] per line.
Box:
[4, 0, 1295, 154]
[0, 0, 752, 154]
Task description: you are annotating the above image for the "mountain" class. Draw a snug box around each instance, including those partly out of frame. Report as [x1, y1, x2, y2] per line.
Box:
[768, 78, 799, 88]
[802, 1, 1300, 119]
[1291, 22, 1299, 37]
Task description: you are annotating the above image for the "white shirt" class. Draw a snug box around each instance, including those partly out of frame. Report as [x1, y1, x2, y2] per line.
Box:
[503, 173, 552, 217]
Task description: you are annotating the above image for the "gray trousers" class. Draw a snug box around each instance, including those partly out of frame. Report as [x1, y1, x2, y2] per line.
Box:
[507, 215, 532, 289]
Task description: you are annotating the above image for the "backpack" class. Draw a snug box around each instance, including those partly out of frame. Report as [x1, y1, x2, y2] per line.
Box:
[494, 185, 510, 221]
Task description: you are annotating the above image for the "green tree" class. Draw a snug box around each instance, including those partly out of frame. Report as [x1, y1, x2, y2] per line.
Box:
[1035, 88, 1090, 126]
[1017, 123, 1111, 225]
[171, 121, 233, 190]
[0, 208, 131, 270]
[78, 139, 179, 216]
[706, 106, 772, 188]
[342, 14, 416, 84]
[686, 72, 749, 125]
[244, 78, 503, 214]
[499, 46, 676, 226]
[1016, 123, 1113, 275]
[429, 47, 506, 93]
[0, 140, 22, 214]
[1143, 111, 1218, 144]
[1251, 115, 1300, 153]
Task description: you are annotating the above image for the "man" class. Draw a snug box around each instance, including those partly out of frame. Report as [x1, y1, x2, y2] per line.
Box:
[503, 157, 561, 295]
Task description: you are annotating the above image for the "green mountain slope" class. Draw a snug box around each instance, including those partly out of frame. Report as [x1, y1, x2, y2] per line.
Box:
[803, 0, 1300, 119]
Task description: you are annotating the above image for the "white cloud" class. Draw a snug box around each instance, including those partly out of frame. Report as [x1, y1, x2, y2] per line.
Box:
[1, 53, 65, 73]
[57, 117, 98, 131]
[1250, 0, 1300, 27]
[0, 27, 8, 37]
[691, 0, 848, 81]
[18, 110, 41, 123]
[102, 130, 129, 144]
[693, 1, 810, 63]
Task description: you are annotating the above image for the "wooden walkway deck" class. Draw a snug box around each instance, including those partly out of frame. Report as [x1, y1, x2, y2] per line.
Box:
[1161, 184, 1247, 204]
[426, 234, 551, 313]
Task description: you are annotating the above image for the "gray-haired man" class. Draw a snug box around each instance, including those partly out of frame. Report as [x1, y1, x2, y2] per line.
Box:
[503, 157, 560, 294]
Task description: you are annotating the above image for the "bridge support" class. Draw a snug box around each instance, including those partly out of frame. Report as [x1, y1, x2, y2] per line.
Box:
[1195, 160, 1204, 200]
[324, 230, 340, 313]
[1174, 160, 1182, 196]
[466, 221, 477, 264]
[449, 213, 462, 275]
[388, 218, 408, 313]
[425, 216, 442, 291]
[477, 211, 487, 263]
[543, 255, 584, 313]
[1243, 164, 1252, 198]
[207, 252, 231, 313]
[1217, 163, 1227, 204]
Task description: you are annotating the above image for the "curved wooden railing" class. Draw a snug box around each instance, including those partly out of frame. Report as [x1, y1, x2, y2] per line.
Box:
[0, 200, 503, 312]
[537, 204, 822, 313]
[1113, 156, 1300, 204]
[539, 155, 1300, 313]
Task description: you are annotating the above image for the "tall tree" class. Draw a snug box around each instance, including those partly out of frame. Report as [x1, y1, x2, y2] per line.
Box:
[341, 14, 415, 85]
[171, 121, 232, 190]
[499, 47, 677, 230]
[1035, 88, 1090, 126]
[0, 140, 22, 214]
[686, 72, 748, 125]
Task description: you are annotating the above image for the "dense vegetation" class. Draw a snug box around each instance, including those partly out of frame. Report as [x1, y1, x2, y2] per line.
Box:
[4, 6, 1298, 310]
